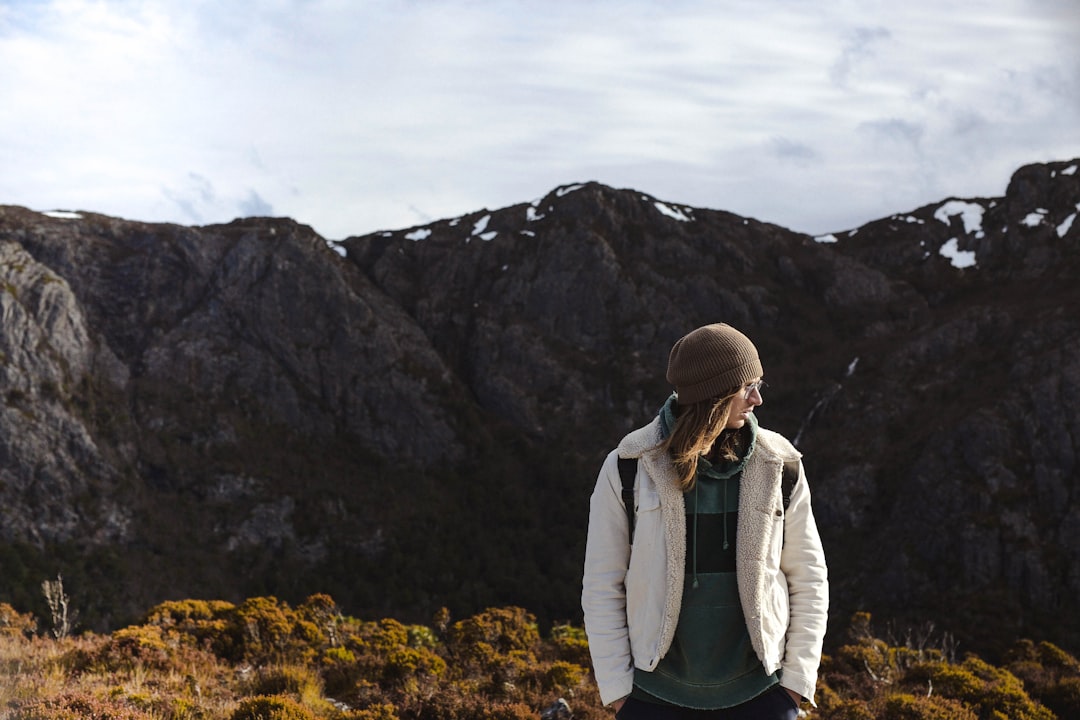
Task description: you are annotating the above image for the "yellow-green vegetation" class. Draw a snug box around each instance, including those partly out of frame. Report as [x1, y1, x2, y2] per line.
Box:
[2, 600, 1078, 720]
[0, 597, 606, 720]
[816, 612, 1077, 719]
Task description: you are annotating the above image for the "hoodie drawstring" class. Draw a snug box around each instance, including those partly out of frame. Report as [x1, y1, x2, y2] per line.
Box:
[692, 482, 700, 589]
[722, 478, 730, 551]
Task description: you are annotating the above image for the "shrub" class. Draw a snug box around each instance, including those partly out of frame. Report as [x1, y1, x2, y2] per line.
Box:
[144, 599, 237, 627]
[297, 594, 342, 647]
[1030, 641, 1080, 673]
[169, 698, 210, 720]
[1007, 640, 1080, 719]
[344, 704, 399, 720]
[543, 660, 587, 692]
[0, 603, 37, 637]
[906, 656, 1054, 720]
[318, 645, 359, 698]
[876, 692, 979, 720]
[444, 607, 539, 688]
[94, 624, 172, 671]
[229, 695, 316, 720]
[817, 699, 878, 720]
[142, 598, 237, 658]
[316, 616, 448, 705]
[406, 695, 535, 720]
[246, 664, 324, 703]
[382, 644, 447, 683]
[143, 596, 332, 665]
[13, 692, 154, 720]
[406, 624, 439, 650]
[548, 623, 590, 666]
[1041, 677, 1080, 718]
[233, 597, 297, 663]
[445, 607, 539, 657]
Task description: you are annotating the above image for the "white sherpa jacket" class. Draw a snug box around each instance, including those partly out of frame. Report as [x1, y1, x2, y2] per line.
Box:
[581, 415, 829, 707]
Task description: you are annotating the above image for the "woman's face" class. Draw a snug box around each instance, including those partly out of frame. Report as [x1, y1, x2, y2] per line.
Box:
[725, 378, 764, 429]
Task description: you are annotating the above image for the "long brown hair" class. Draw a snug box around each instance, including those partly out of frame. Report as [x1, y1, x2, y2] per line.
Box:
[660, 387, 742, 491]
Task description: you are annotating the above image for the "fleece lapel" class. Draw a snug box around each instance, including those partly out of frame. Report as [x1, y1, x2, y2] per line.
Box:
[736, 435, 785, 662]
[617, 416, 687, 658]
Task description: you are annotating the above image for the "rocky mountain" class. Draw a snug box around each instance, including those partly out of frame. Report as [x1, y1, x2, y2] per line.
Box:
[0, 159, 1077, 659]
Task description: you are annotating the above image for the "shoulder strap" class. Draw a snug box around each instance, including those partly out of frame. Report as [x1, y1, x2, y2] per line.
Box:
[782, 459, 800, 510]
[617, 457, 637, 545]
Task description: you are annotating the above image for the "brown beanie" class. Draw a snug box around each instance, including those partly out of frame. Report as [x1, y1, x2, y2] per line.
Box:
[666, 323, 763, 405]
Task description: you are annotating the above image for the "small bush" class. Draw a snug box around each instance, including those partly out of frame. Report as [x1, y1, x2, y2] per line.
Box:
[876, 692, 979, 720]
[94, 624, 172, 671]
[407, 695, 535, 720]
[0, 603, 37, 637]
[548, 623, 590, 666]
[13, 692, 154, 720]
[229, 695, 316, 720]
[143, 599, 237, 627]
[445, 607, 539, 657]
[297, 594, 343, 647]
[1041, 677, 1080, 718]
[906, 656, 1054, 720]
[345, 704, 399, 720]
[142, 598, 237, 658]
[819, 699, 877, 720]
[248, 663, 323, 697]
[543, 660, 587, 692]
[319, 645, 359, 698]
[1006, 639, 1080, 719]
[169, 697, 210, 720]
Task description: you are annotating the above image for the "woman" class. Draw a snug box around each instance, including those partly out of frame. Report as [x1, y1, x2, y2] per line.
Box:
[582, 323, 828, 719]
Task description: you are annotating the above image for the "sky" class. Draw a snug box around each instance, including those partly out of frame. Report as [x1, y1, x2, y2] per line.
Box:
[2, 0, 1079, 241]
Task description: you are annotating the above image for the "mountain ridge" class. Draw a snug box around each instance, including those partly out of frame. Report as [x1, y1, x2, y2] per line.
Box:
[0, 158, 1077, 659]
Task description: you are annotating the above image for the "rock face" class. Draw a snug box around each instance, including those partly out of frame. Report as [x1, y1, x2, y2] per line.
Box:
[0, 160, 1077, 657]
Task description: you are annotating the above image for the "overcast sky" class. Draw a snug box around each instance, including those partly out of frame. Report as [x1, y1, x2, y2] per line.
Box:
[2, 0, 1078, 240]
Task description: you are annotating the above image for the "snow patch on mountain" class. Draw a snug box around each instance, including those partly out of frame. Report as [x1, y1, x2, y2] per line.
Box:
[1021, 209, 1048, 227]
[940, 238, 976, 268]
[654, 201, 692, 222]
[934, 201, 985, 238]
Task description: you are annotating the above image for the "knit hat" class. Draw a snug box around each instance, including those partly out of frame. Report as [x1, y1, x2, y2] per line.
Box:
[666, 323, 763, 405]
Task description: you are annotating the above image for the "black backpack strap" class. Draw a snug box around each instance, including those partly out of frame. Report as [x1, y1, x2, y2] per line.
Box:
[617, 457, 638, 545]
[782, 459, 800, 511]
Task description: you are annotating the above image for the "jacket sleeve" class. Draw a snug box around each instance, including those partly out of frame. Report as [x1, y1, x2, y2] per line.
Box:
[581, 450, 635, 706]
[778, 461, 829, 705]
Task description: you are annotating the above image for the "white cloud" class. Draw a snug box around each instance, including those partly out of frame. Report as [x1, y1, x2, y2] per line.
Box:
[0, 0, 1077, 240]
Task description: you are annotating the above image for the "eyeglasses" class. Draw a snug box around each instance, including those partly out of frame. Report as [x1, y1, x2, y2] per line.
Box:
[742, 380, 767, 399]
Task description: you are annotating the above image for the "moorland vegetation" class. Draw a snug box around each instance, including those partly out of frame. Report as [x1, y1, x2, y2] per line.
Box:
[1, 589, 1078, 720]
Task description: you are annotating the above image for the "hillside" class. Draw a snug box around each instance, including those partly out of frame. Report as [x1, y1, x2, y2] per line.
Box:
[0, 159, 1077, 660]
